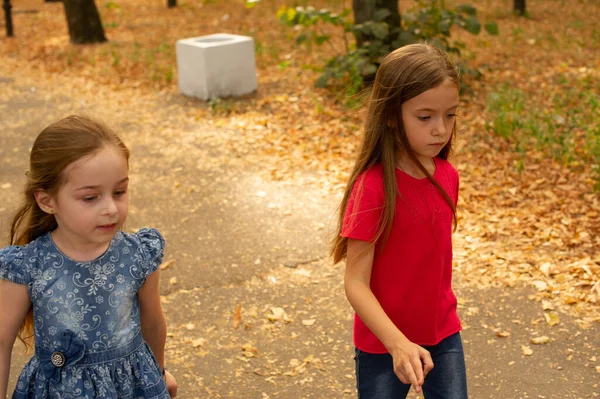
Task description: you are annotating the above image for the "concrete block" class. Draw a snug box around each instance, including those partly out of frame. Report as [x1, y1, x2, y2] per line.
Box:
[176, 33, 257, 101]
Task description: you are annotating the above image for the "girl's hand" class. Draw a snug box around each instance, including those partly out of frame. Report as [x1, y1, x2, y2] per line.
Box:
[388, 338, 434, 393]
[164, 369, 177, 397]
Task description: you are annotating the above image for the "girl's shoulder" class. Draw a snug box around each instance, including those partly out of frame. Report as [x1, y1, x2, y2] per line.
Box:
[0, 244, 25, 265]
[120, 228, 166, 270]
[0, 234, 51, 261]
[435, 157, 457, 172]
[121, 228, 165, 246]
[358, 163, 385, 186]
[434, 158, 459, 181]
[0, 236, 48, 285]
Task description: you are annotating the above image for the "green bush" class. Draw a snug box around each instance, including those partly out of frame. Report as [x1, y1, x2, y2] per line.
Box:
[277, 0, 498, 91]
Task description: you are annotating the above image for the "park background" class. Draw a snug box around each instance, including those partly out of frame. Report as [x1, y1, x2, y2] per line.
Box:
[0, 0, 599, 397]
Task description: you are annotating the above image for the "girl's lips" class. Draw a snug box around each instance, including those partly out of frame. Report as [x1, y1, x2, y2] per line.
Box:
[98, 223, 116, 229]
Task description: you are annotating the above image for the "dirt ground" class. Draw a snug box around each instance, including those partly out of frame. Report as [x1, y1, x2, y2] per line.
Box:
[0, 71, 599, 398]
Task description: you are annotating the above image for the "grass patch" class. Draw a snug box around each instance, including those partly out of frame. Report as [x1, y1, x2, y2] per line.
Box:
[486, 73, 600, 188]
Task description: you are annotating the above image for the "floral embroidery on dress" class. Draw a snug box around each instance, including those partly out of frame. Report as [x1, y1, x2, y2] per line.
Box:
[0, 228, 171, 399]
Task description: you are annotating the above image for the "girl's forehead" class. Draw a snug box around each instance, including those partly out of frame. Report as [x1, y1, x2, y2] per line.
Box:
[61, 145, 128, 185]
[404, 80, 459, 109]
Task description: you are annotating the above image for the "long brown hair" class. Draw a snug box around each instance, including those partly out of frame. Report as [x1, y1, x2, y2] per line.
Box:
[9, 115, 130, 349]
[331, 43, 459, 264]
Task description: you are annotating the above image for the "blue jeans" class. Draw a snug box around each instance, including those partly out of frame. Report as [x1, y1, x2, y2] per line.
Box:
[354, 332, 468, 399]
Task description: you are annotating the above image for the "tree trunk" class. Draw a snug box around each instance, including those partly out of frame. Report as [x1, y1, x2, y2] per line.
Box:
[167, 0, 176, 8]
[62, 0, 106, 44]
[3, 0, 14, 37]
[352, 0, 401, 48]
[514, 0, 526, 15]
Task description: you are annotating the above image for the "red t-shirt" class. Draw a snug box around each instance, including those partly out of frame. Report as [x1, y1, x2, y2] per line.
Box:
[341, 158, 461, 353]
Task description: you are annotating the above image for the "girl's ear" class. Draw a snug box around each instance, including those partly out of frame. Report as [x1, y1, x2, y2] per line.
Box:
[34, 190, 56, 215]
[386, 116, 396, 128]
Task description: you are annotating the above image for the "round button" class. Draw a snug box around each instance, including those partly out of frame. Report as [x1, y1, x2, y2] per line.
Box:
[50, 351, 66, 367]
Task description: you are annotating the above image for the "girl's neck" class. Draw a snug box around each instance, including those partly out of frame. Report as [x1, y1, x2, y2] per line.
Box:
[50, 229, 113, 262]
[396, 157, 436, 179]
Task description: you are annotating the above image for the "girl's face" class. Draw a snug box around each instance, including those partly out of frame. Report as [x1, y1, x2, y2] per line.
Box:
[49, 145, 129, 251]
[400, 79, 459, 165]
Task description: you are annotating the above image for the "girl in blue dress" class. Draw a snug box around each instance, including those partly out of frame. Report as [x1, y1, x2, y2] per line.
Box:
[0, 115, 178, 398]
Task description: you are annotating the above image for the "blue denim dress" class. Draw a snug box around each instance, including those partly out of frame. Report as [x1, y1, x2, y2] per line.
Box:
[0, 228, 170, 399]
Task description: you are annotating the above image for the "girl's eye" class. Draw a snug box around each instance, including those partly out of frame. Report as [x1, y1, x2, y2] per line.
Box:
[447, 113, 457, 118]
[82, 196, 97, 202]
[114, 190, 127, 197]
[417, 116, 431, 121]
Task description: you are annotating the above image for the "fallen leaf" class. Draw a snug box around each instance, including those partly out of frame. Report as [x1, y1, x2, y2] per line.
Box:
[241, 344, 258, 358]
[268, 307, 289, 322]
[530, 336, 551, 345]
[544, 312, 560, 326]
[522, 345, 533, 356]
[531, 281, 548, 291]
[302, 319, 316, 326]
[160, 260, 175, 270]
[233, 304, 242, 329]
[541, 300, 554, 310]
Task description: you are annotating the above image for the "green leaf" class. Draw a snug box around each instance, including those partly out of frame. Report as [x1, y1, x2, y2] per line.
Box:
[464, 16, 481, 34]
[296, 33, 308, 45]
[373, 8, 392, 22]
[315, 73, 330, 88]
[315, 35, 330, 45]
[105, 1, 120, 10]
[395, 30, 418, 47]
[363, 63, 378, 76]
[370, 22, 389, 40]
[455, 4, 477, 16]
[484, 21, 499, 35]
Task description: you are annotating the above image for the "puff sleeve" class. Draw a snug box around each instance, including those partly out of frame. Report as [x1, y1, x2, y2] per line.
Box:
[136, 228, 166, 279]
[0, 245, 30, 286]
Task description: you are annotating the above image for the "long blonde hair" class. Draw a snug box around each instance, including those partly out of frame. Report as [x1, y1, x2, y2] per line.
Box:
[10, 115, 129, 349]
[331, 43, 459, 264]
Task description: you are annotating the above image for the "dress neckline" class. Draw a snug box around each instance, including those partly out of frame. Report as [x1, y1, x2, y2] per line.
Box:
[44, 231, 121, 264]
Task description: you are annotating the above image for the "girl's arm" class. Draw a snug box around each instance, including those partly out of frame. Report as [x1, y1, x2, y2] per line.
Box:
[344, 239, 434, 393]
[138, 269, 166, 369]
[0, 280, 31, 399]
[138, 269, 177, 397]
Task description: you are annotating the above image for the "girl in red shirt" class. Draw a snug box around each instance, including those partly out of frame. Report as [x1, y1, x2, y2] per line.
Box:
[331, 43, 467, 399]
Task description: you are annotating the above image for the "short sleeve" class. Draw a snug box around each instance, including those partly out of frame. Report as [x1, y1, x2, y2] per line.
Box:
[136, 228, 166, 279]
[0, 245, 30, 285]
[341, 170, 385, 242]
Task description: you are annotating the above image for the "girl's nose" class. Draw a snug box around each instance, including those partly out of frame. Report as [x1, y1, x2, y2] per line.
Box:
[104, 199, 118, 215]
[432, 118, 447, 136]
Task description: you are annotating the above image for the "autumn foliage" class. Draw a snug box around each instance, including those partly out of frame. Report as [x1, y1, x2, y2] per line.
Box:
[1, 0, 598, 323]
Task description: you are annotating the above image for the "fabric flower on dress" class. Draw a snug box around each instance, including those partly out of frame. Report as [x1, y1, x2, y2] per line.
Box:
[37, 330, 86, 383]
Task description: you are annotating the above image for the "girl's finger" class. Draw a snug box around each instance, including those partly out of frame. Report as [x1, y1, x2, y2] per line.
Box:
[420, 348, 434, 376]
[410, 355, 425, 386]
[403, 361, 422, 391]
